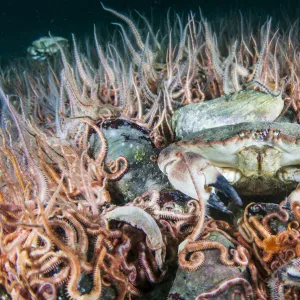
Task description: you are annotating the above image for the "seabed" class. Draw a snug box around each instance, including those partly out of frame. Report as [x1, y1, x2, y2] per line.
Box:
[0, 3, 300, 300]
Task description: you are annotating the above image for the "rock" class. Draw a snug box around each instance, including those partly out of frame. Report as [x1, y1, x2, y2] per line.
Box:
[167, 232, 250, 300]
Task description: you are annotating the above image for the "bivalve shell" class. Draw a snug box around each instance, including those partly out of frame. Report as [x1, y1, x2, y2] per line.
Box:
[172, 90, 284, 139]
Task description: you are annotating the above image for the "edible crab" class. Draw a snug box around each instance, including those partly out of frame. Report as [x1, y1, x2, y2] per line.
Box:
[158, 88, 300, 211]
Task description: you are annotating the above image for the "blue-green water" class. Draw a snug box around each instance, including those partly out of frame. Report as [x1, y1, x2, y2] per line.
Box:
[0, 0, 299, 63]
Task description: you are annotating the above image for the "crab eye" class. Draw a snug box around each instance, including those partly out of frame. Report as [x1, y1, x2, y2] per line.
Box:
[239, 132, 245, 138]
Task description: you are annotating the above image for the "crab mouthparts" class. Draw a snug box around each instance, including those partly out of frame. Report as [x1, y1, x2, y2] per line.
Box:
[209, 175, 243, 207]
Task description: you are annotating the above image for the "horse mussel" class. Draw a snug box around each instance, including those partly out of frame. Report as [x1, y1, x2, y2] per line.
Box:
[89, 118, 170, 203]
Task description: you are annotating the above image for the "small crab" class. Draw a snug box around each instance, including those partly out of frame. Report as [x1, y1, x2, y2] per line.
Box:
[27, 36, 69, 60]
[158, 88, 300, 211]
[269, 258, 300, 300]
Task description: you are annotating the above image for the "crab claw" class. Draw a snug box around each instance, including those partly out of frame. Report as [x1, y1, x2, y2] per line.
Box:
[158, 145, 242, 206]
[208, 175, 242, 206]
[208, 192, 233, 215]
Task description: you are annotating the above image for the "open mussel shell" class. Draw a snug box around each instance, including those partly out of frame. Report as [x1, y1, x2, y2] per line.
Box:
[172, 90, 284, 139]
[89, 118, 170, 203]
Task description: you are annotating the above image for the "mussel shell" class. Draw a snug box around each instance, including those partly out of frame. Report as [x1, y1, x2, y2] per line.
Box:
[172, 90, 284, 139]
[89, 118, 170, 203]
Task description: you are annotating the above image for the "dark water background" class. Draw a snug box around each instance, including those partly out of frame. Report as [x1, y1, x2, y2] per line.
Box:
[0, 0, 299, 62]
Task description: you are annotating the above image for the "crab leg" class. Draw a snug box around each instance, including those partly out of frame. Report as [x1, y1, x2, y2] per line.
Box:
[158, 145, 243, 206]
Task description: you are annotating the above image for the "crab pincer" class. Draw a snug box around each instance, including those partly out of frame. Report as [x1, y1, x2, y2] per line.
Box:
[158, 145, 243, 210]
[207, 192, 234, 215]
